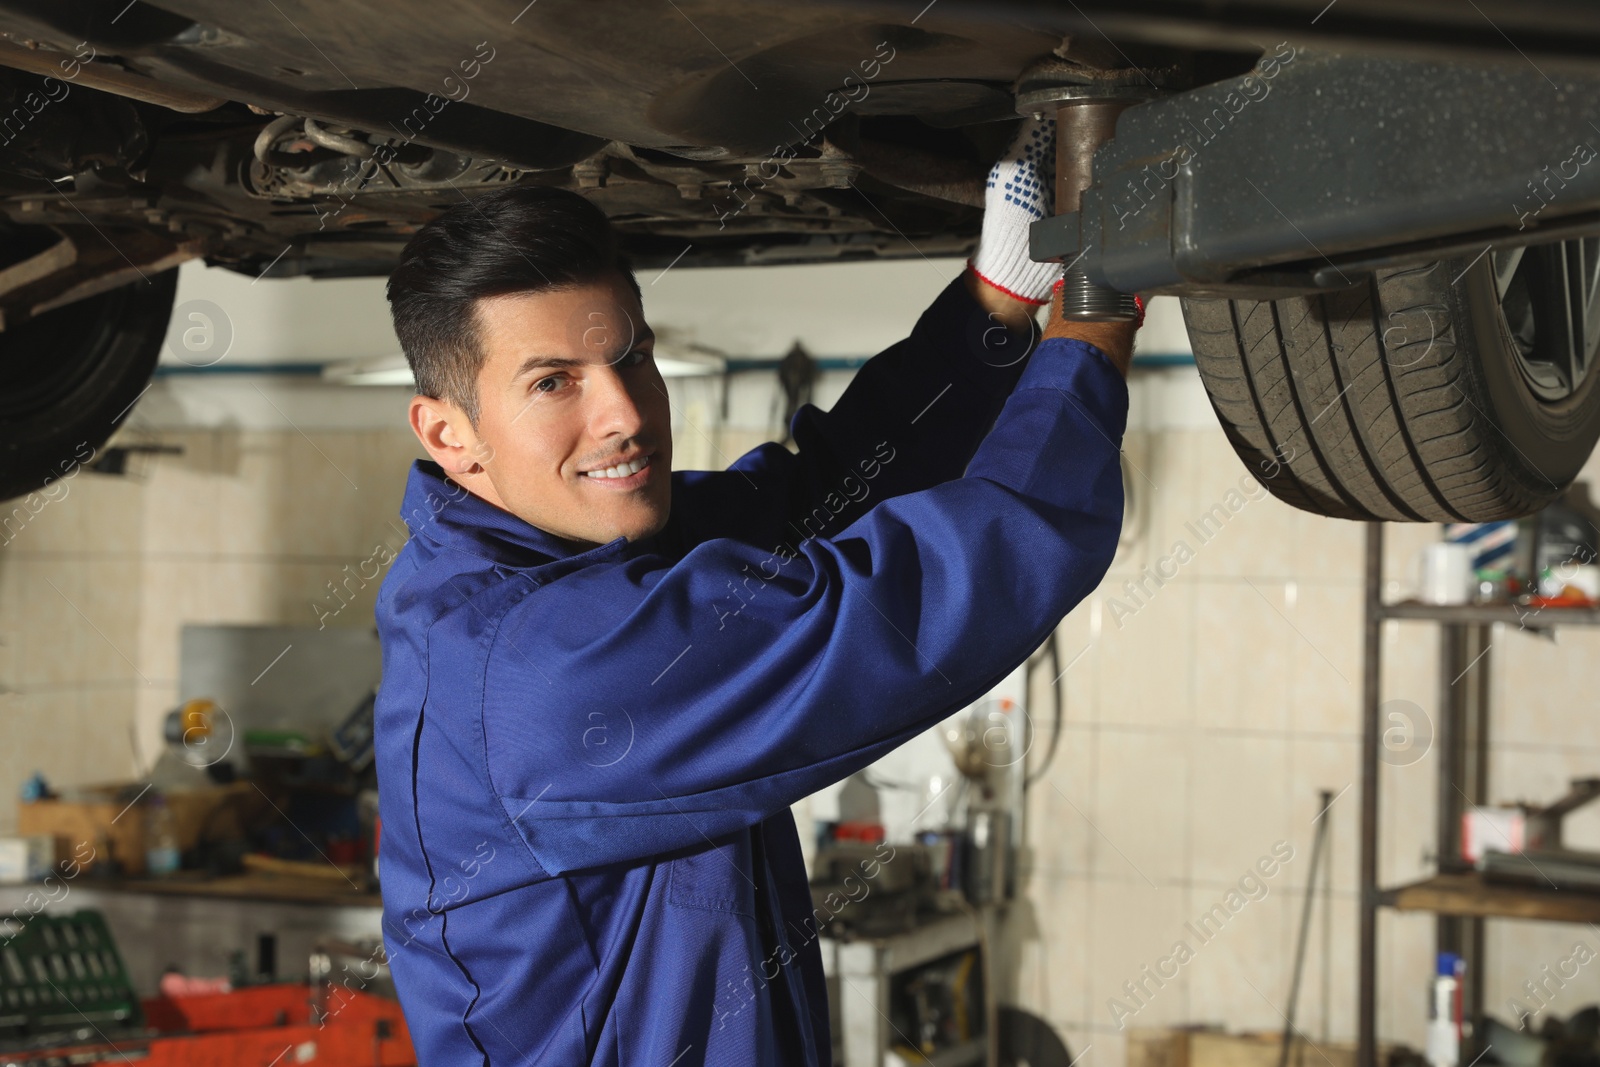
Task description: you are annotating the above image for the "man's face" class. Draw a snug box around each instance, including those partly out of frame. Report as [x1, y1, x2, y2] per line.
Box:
[451, 273, 673, 547]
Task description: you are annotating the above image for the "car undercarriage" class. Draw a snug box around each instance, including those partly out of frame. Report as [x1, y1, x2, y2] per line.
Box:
[3, 0, 1600, 522]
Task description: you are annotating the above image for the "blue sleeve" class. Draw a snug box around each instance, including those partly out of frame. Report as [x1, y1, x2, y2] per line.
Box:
[484, 334, 1128, 876]
[662, 272, 1038, 553]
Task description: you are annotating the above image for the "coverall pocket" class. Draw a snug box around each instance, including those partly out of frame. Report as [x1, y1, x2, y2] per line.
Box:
[666, 830, 757, 917]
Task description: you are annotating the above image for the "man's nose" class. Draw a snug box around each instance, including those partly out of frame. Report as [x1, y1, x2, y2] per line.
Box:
[588, 365, 648, 440]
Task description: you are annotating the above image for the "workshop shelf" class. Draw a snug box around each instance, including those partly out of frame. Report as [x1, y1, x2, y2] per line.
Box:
[1357, 525, 1600, 1067]
[1379, 872, 1600, 925]
[102, 872, 380, 908]
[1377, 599, 1600, 626]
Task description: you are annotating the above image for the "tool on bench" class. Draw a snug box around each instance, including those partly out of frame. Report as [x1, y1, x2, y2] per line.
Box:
[0, 909, 414, 1065]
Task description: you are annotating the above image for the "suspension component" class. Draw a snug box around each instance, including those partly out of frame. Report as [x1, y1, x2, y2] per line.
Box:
[1017, 79, 1162, 322]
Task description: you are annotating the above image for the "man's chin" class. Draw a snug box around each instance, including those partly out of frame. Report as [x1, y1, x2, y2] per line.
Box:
[569, 501, 669, 546]
[618, 509, 671, 543]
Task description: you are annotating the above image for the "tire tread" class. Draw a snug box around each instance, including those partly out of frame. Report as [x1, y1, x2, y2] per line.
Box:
[1181, 255, 1578, 522]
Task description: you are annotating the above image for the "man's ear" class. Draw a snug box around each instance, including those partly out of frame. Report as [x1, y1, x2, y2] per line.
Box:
[409, 395, 490, 475]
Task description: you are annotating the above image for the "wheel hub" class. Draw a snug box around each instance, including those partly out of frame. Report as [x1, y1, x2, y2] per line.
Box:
[1493, 236, 1600, 403]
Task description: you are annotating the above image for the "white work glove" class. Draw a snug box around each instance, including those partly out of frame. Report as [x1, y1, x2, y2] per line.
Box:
[968, 115, 1058, 305]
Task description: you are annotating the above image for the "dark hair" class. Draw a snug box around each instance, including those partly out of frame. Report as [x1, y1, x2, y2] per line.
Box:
[386, 185, 640, 424]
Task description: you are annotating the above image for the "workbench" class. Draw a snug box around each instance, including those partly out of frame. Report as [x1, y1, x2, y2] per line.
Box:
[0, 878, 383, 998]
[821, 907, 988, 1067]
[99, 870, 381, 908]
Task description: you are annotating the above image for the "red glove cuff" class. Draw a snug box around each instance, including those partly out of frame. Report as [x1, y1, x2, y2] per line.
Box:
[968, 260, 1049, 307]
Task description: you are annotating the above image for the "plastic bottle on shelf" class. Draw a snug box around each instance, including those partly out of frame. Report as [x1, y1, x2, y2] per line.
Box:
[1425, 951, 1463, 1067]
[145, 795, 181, 877]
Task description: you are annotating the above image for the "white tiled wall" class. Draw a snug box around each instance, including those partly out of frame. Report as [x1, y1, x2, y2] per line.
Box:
[0, 424, 429, 808]
[997, 413, 1600, 1062]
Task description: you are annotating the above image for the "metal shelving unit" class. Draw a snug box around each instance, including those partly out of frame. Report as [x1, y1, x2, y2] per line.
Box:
[1358, 523, 1600, 1067]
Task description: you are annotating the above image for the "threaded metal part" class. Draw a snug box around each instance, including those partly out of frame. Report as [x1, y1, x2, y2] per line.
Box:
[1058, 267, 1137, 322]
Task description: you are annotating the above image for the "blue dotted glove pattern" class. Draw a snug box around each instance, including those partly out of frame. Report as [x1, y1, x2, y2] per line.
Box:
[985, 116, 1056, 221]
[972, 114, 1060, 302]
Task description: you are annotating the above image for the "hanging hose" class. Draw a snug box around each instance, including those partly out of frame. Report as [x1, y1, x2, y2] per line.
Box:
[1022, 630, 1063, 791]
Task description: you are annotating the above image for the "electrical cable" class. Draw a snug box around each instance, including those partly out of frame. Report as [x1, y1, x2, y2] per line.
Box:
[1118, 451, 1140, 551]
[1022, 630, 1063, 791]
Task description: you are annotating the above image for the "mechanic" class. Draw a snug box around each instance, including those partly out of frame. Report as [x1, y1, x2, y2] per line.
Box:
[373, 116, 1138, 1065]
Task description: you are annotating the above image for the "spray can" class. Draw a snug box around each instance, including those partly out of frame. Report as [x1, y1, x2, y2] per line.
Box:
[1425, 951, 1463, 1067]
[145, 795, 181, 877]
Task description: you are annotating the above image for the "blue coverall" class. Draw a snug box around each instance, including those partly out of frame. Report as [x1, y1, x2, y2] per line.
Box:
[372, 275, 1129, 1065]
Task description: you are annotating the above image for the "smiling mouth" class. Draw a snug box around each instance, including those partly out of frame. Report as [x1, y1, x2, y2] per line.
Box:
[581, 453, 652, 481]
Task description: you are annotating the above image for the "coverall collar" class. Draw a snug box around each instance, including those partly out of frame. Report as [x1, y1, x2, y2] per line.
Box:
[400, 459, 638, 572]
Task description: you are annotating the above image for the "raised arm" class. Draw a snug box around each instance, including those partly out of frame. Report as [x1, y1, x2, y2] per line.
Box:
[476, 299, 1134, 876]
[666, 115, 1076, 554]
[665, 268, 1039, 553]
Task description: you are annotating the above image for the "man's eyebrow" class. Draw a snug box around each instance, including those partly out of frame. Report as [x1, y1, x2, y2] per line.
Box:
[511, 355, 583, 381]
[509, 328, 656, 382]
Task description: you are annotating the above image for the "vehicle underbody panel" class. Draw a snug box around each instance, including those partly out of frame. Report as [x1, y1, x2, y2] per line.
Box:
[0, 0, 1595, 304]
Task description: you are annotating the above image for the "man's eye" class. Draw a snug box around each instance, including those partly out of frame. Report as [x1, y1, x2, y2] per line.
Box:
[619, 348, 648, 368]
[533, 375, 565, 394]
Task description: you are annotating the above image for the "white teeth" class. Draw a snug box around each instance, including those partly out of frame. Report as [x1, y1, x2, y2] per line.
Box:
[585, 456, 648, 479]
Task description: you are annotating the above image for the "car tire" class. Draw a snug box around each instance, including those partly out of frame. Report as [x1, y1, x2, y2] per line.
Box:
[1179, 237, 1600, 521]
[0, 267, 178, 502]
